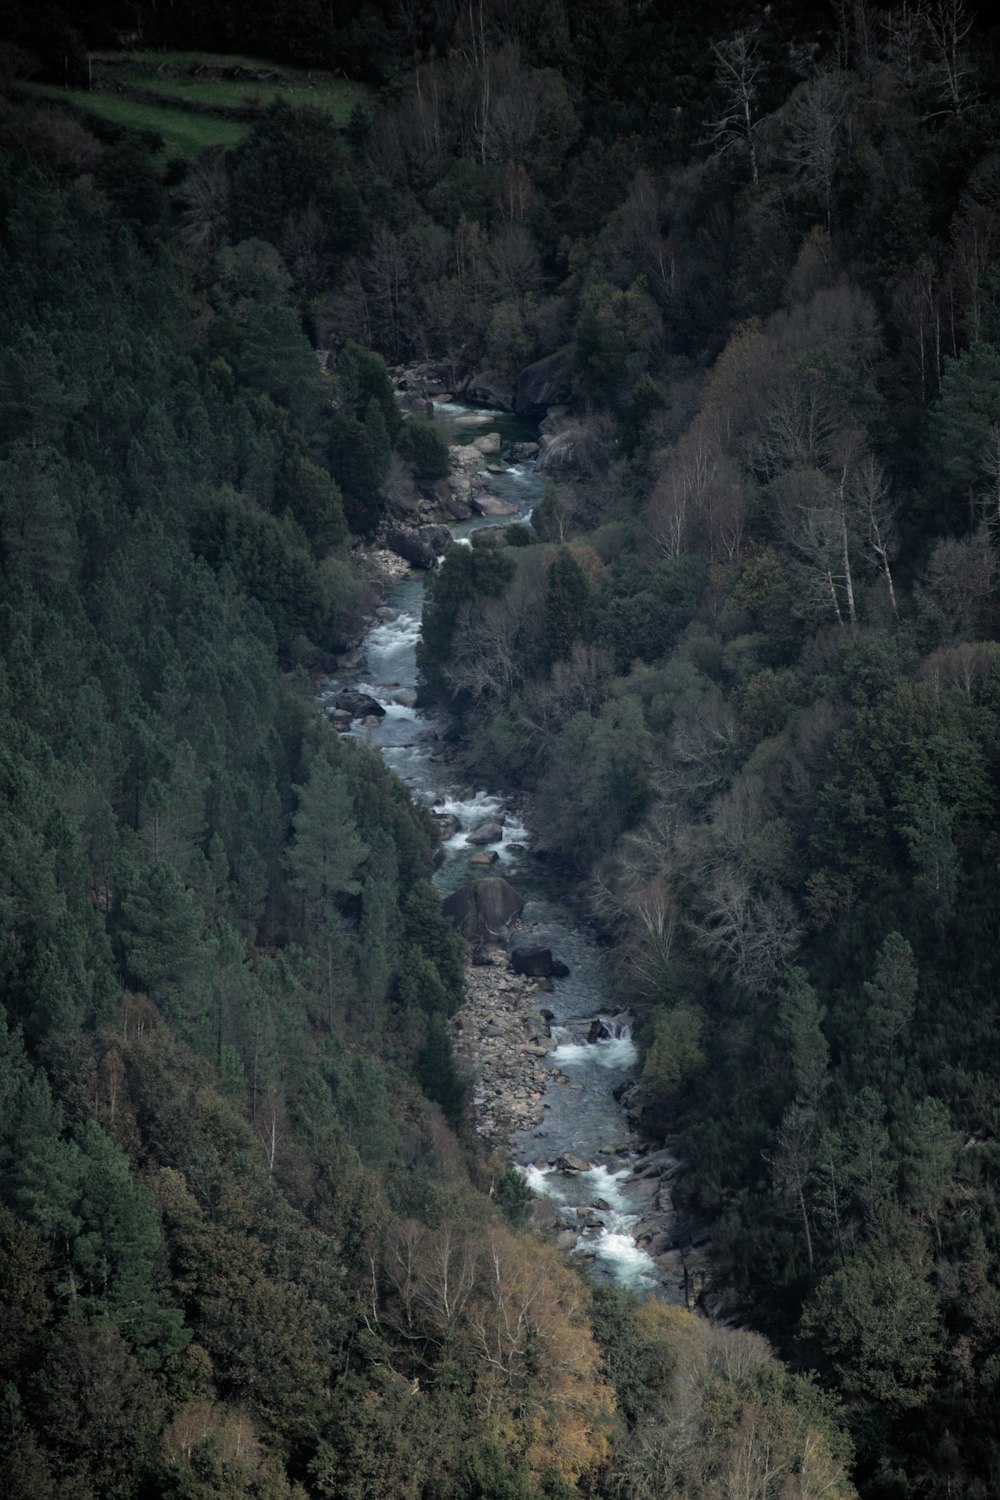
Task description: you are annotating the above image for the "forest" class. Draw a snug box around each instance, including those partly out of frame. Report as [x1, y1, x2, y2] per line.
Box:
[2, 0, 1000, 1496]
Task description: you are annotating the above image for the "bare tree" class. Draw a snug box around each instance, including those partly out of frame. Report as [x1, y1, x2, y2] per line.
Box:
[777, 469, 851, 627]
[881, 1, 928, 91]
[785, 72, 850, 230]
[746, 372, 844, 479]
[709, 30, 763, 186]
[667, 689, 741, 804]
[850, 454, 900, 619]
[924, 0, 974, 113]
[920, 524, 997, 636]
[648, 428, 746, 563]
[688, 863, 801, 1000]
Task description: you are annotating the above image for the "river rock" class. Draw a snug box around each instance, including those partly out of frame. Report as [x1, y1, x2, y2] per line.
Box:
[514, 347, 574, 414]
[327, 708, 353, 731]
[467, 821, 503, 846]
[442, 877, 524, 943]
[557, 1153, 591, 1175]
[419, 524, 453, 555]
[438, 489, 473, 520]
[550, 958, 570, 978]
[431, 812, 461, 840]
[587, 1012, 631, 1043]
[393, 689, 418, 707]
[336, 648, 365, 670]
[334, 690, 385, 720]
[384, 526, 437, 569]
[469, 850, 499, 867]
[510, 945, 554, 978]
[508, 441, 540, 462]
[472, 432, 502, 454]
[469, 492, 519, 517]
[375, 605, 398, 621]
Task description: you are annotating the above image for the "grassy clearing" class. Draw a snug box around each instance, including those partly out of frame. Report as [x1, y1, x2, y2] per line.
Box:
[23, 84, 249, 156]
[90, 52, 371, 125]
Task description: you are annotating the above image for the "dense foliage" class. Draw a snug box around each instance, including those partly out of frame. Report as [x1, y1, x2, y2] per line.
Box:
[4, 0, 1000, 1495]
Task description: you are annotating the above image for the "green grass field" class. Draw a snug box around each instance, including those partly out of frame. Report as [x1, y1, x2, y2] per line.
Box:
[92, 52, 370, 124]
[23, 84, 250, 157]
[22, 54, 370, 160]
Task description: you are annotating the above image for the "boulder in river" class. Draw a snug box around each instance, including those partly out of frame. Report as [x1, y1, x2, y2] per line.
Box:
[442, 876, 524, 943]
[469, 850, 499, 867]
[334, 690, 385, 720]
[431, 812, 461, 840]
[467, 821, 503, 846]
[384, 525, 452, 569]
[419, 524, 453, 555]
[469, 492, 519, 517]
[587, 1013, 631, 1043]
[511, 945, 555, 978]
[557, 1153, 591, 1175]
[472, 431, 502, 454]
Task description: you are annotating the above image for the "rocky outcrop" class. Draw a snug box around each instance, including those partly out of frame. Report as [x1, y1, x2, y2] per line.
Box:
[463, 370, 514, 409]
[442, 877, 524, 943]
[535, 426, 589, 476]
[391, 360, 453, 398]
[514, 347, 574, 415]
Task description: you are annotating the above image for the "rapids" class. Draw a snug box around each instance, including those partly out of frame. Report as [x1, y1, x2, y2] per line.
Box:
[323, 408, 674, 1296]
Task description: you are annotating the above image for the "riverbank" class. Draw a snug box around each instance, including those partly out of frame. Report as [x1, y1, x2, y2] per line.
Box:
[451, 943, 559, 1151]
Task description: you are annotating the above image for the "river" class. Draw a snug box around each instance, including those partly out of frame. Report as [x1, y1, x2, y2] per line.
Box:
[322, 405, 677, 1298]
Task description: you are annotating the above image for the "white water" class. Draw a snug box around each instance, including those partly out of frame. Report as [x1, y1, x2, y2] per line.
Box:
[520, 1163, 660, 1290]
[551, 1035, 639, 1070]
[328, 409, 677, 1298]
